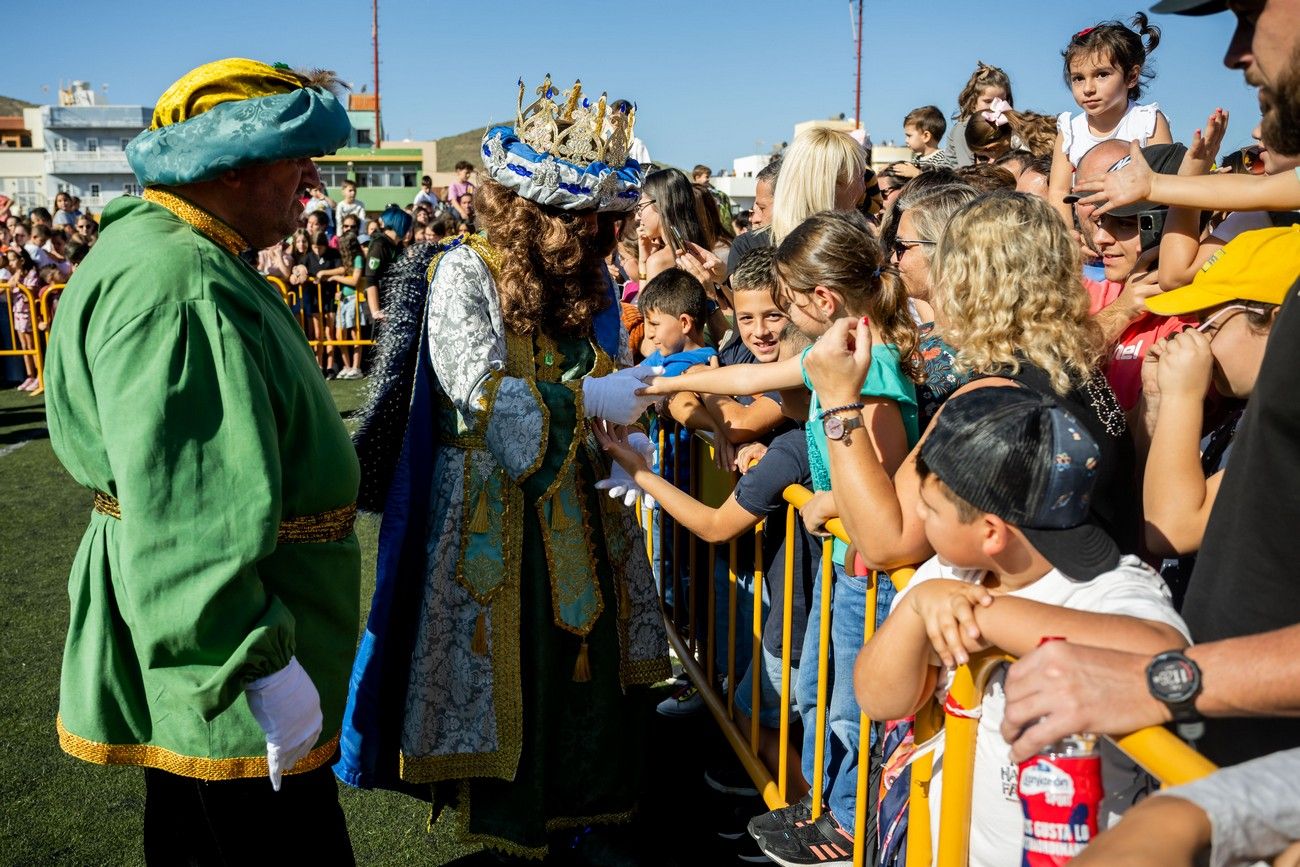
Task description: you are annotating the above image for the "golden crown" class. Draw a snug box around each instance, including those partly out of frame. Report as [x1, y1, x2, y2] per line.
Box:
[515, 75, 637, 168]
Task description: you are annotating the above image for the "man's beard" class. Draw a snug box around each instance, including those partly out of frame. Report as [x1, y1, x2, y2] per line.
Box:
[1257, 41, 1300, 157]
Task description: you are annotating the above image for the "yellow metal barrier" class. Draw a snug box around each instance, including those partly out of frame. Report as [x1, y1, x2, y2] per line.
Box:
[649, 420, 1218, 866]
[265, 274, 376, 351]
[2, 280, 48, 391]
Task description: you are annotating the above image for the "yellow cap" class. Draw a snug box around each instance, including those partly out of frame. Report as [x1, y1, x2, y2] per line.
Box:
[1147, 224, 1300, 315]
[150, 58, 307, 130]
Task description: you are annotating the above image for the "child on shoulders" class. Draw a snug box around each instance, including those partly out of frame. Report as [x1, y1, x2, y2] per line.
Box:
[1049, 13, 1173, 223]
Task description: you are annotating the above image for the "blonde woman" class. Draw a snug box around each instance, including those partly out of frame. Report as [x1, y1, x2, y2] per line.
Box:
[769, 126, 868, 243]
[804, 191, 1137, 573]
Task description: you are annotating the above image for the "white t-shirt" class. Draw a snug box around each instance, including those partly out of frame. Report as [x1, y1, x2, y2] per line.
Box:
[891, 554, 1190, 867]
[1058, 101, 1162, 168]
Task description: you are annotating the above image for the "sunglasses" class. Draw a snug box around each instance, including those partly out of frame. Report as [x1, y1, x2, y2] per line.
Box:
[892, 237, 936, 258]
[1194, 304, 1267, 336]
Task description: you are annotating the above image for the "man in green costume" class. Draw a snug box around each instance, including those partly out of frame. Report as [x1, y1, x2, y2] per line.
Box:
[44, 58, 360, 863]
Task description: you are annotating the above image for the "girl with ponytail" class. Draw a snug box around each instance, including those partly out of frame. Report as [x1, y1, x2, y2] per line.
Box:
[1048, 12, 1173, 222]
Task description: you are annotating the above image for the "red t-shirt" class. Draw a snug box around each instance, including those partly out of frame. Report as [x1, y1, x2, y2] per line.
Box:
[1084, 277, 1194, 410]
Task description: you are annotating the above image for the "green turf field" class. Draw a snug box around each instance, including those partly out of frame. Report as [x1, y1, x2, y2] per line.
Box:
[0, 379, 744, 866]
[0, 380, 433, 865]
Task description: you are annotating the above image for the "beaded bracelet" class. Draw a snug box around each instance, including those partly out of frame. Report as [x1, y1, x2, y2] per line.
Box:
[819, 402, 865, 420]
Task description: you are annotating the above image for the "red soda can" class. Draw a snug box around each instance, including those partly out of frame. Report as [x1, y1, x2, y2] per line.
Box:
[1017, 637, 1102, 864]
[1017, 734, 1102, 864]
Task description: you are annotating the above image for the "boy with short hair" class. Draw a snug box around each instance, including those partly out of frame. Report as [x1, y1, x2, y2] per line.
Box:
[449, 161, 476, 220]
[335, 180, 366, 231]
[638, 267, 716, 374]
[904, 106, 956, 170]
[856, 386, 1189, 866]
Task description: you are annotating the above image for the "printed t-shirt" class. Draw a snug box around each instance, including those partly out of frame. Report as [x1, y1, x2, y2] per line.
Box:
[801, 342, 919, 565]
[894, 554, 1189, 867]
[1084, 277, 1193, 410]
[733, 426, 816, 659]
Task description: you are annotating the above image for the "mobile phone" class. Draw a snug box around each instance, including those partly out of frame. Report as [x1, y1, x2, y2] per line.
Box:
[1139, 209, 1166, 252]
[669, 225, 687, 254]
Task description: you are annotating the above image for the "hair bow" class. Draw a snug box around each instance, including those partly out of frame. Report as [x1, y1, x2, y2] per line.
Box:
[1074, 26, 1095, 39]
[981, 97, 1013, 127]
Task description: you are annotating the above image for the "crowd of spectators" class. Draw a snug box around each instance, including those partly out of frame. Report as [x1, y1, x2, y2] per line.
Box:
[593, 5, 1300, 866]
[6, 3, 1300, 862]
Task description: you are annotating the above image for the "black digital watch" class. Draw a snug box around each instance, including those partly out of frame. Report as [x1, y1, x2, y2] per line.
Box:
[1146, 650, 1203, 724]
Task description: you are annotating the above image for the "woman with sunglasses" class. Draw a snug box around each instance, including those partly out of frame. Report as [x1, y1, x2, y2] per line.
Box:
[877, 179, 977, 429]
[1139, 226, 1297, 608]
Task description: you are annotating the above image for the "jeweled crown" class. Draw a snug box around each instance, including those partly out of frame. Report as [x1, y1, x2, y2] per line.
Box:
[515, 74, 637, 168]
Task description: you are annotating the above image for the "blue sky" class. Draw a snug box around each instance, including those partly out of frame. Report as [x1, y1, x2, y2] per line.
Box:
[7, 1, 1255, 169]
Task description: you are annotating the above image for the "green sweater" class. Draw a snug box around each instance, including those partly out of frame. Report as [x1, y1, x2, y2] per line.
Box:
[45, 195, 360, 780]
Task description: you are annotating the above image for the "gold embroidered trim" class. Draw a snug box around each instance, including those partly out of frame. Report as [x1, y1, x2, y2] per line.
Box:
[535, 383, 604, 638]
[93, 492, 356, 544]
[621, 655, 673, 687]
[56, 715, 339, 781]
[142, 188, 248, 255]
[424, 233, 502, 286]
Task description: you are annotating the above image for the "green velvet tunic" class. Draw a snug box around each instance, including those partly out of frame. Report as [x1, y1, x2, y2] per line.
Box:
[44, 194, 360, 780]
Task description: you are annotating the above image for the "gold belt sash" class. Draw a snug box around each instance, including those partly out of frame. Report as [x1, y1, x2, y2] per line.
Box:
[92, 491, 356, 544]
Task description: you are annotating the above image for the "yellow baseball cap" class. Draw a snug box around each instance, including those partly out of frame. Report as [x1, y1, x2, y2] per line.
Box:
[1147, 225, 1300, 315]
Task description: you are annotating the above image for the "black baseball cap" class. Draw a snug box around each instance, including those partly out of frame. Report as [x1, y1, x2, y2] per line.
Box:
[1109, 143, 1188, 217]
[920, 387, 1121, 581]
[1150, 0, 1225, 15]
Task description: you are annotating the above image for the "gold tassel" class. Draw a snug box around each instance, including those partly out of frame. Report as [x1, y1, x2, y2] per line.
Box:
[619, 579, 631, 621]
[550, 492, 569, 531]
[572, 640, 591, 682]
[468, 486, 490, 534]
[471, 610, 489, 655]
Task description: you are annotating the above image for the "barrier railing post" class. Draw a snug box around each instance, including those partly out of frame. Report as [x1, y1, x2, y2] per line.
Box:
[750, 518, 765, 755]
[656, 425, 667, 613]
[706, 538, 717, 687]
[810, 535, 833, 821]
[726, 537, 738, 715]
[688, 430, 699, 657]
[936, 652, 1008, 867]
[777, 503, 796, 804]
[851, 568, 878, 867]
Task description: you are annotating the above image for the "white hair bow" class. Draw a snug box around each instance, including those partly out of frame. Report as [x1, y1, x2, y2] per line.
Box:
[981, 97, 1013, 127]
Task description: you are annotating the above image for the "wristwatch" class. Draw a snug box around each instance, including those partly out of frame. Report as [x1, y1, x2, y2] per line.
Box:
[822, 411, 864, 443]
[1146, 650, 1203, 723]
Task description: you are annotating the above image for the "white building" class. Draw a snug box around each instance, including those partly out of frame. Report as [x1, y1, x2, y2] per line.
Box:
[0, 82, 150, 215]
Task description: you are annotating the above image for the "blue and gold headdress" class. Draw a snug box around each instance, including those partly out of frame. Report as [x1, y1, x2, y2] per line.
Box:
[127, 58, 352, 187]
[481, 75, 643, 213]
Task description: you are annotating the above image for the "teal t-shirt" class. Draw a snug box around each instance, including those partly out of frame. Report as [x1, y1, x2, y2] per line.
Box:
[801, 342, 919, 565]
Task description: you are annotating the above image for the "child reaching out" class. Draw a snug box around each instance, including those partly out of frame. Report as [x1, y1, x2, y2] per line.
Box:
[1049, 13, 1173, 224]
[856, 386, 1188, 867]
[641, 210, 920, 862]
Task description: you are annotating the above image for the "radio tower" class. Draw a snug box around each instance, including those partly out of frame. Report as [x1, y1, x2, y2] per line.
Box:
[372, 0, 381, 148]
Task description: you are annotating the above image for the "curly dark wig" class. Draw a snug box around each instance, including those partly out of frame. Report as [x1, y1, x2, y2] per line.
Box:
[475, 178, 611, 338]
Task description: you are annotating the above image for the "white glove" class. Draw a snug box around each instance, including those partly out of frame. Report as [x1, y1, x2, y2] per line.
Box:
[595, 462, 657, 510]
[594, 433, 657, 510]
[245, 656, 323, 791]
[582, 366, 664, 425]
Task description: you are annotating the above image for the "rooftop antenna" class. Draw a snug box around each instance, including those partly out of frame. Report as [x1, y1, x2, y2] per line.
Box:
[372, 0, 381, 150]
[850, 0, 864, 130]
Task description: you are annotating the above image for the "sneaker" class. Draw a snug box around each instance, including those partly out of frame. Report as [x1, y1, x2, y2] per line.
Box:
[16, 377, 34, 391]
[656, 682, 704, 717]
[735, 832, 775, 864]
[756, 811, 854, 867]
[747, 793, 815, 843]
[705, 758, 760, 798]
[323, 367, 339, 380]
[337, 367, 363, 380]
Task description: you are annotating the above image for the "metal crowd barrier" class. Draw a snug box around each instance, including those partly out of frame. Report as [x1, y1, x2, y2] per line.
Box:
[1, 280, 64, 392]
[645, 422, 1219, 866]
[265, 275, 376, 351]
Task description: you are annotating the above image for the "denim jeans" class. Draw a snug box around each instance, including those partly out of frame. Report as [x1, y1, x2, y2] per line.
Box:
[796, 557, 897, 827]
